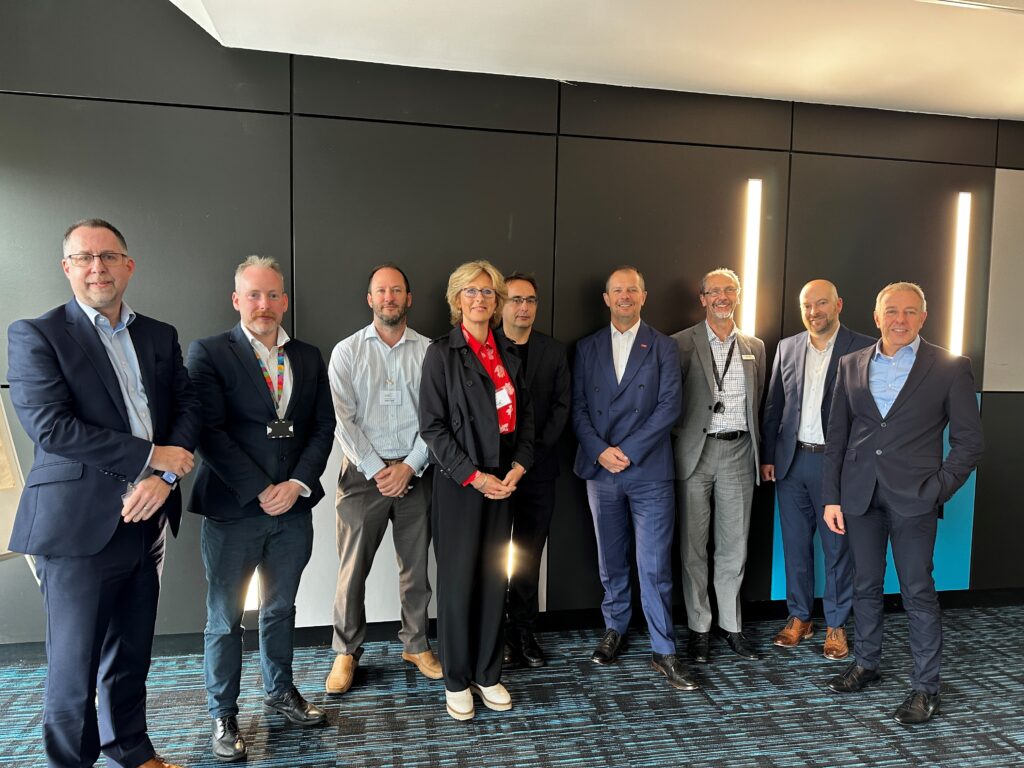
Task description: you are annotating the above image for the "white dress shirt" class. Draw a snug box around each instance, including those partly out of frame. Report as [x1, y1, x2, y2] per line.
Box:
[611, 319, 641, 384]
[797, 327, 838, 444]
[706, 322, 748, 433]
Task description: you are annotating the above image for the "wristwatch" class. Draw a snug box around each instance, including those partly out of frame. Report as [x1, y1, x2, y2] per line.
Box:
[154, 470, 179, 490]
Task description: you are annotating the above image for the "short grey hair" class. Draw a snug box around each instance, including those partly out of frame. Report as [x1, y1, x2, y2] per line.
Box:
[234, 255, 285, 290]
[700, 267, 741, 295]
[875, 281, 927, 313]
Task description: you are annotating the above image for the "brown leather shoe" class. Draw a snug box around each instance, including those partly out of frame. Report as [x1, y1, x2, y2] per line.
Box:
[772, 617, 815, 647]
[326, 653, 358, 694]
[823, 626, 850, 660]
[402, 649, 443, 680]
[137, 758, 185, 768]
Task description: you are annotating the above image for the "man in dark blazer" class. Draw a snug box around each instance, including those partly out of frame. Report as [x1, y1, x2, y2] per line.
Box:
[497, 272, 571, 668]
[572, 266, 696, 691]
[823, 281, 983, 724]
[7, 219, 201, 768]
[186, 256, 335, 761]
[672, 267, 766, 663]
[760, 279, 874, 661]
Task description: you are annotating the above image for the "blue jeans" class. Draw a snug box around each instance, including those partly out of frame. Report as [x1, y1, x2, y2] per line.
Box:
[201, 512, 313, 718]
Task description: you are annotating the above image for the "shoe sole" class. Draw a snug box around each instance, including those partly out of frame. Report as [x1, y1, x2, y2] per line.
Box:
[212, 748, 247, 763]
[773, 630, 815, 648]
[523, 657, 546, 668]
[402, 653, 444, 680]
[325, 678, 353, 694]
[446, 703, 475, 721]
[263, 704, 327, 726]
[894, 707, 940, 725]
[650, 661, 700, 691]
[470, 685, 512, 712]
[823, 650, 850, 661]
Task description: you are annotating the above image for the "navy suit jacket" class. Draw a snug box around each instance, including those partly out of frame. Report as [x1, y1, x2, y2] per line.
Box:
[822, 337, 984, 518]
[572, 321, 681, 482]
[760, 325, 875, 480]
[6, 300, 201, 556]
[186, 325, 335, 520]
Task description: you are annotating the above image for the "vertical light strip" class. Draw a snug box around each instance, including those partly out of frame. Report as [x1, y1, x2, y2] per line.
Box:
[244, 569, 260, 611]
[740, 179, 763, 335]
[949, 191, 972, 355]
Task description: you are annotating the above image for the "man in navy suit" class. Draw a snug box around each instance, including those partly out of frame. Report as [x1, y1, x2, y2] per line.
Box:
[572, 266, 696, 691]
[7, 219, 201, 768]
[186, 256, 335, 761]
[823, 282, 983, 724]
[760, 279, 874, 660]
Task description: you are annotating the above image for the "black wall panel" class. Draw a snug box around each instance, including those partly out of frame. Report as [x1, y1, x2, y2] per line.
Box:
[997, 120, 1024, 170]
[971, 393, 1024, 589]
[0, 0, 289, 111]
[560, 83, 792, 150]
[293, 58, 558, 133]
[793, 104, 997, 166]
[784, 153, 993, 381]
[292, 116, 557, 360]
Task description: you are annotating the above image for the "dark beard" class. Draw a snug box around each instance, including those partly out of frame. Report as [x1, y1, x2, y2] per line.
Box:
[376, 306, 407, 326]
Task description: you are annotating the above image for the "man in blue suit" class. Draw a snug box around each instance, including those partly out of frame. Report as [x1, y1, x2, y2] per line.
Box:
[572, 266, 696, 691]
[823, 282, 983, 724]
[760, 279, 874, 661]
[186, 256, 335, 761]
[7, 219, 201, 768]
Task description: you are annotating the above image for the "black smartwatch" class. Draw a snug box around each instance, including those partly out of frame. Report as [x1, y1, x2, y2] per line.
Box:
[155, 470, 179, 490]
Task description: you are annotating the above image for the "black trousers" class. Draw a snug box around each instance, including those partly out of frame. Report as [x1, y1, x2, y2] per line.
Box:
[506, 476, 556, 631]
[433, 463, 513, 691]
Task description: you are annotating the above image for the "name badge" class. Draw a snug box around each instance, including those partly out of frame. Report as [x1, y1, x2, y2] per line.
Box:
[267, 419, 294, 439]
[741, 354, 756, 360]
[380, 389, 403, 406]
[495, 386, 512, 409]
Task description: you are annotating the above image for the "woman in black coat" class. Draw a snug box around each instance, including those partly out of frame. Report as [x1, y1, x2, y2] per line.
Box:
[418, 259, 534, 721]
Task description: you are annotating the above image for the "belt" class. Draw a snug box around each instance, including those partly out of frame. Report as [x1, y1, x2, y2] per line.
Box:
[798, 442, 826, 453]
[383, 456, 408, 466]
[707, 431, 746, 441]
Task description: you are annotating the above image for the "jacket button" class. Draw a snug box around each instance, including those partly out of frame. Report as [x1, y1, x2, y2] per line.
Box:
[708, 405, 712, 410]
[598, 410, 603, 416]
[639, 384, 645, 389]
[702, 428, 707, 433]
[635, 409, 639, 414]
[594, 386, 600, 392]
[467, 380, 473, 386]
[880, 422, 887, 427]
[875, 449, 882, 455]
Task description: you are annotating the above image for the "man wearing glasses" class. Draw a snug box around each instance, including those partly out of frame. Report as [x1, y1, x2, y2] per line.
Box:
[7, 219, 201, 768]
[496, 272, 570, 668]
[672, 268, 766, 664]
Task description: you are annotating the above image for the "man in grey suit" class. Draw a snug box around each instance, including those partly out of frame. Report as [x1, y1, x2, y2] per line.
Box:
[673, 267, 766, 663]
[823, 282, 983, 724]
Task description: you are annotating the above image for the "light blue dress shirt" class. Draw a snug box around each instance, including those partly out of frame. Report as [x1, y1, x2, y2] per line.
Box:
[869, 334, 921, 418]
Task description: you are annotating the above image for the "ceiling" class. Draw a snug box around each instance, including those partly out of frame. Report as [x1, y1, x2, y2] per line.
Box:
[168, 0, 1024, 121]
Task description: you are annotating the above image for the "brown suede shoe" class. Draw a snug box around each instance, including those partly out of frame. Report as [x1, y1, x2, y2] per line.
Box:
[136, 758, 185, 768]
[772, 617, 815, 647]
[823, 626, 850, 660]
[326, 653, 358, 694]
[402, 649, 444, 680]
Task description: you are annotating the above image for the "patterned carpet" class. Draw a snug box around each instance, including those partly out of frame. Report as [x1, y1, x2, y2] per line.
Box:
[2, 606, 1023, 767]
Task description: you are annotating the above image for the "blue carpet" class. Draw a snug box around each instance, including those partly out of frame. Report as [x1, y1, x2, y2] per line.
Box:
[2, 606, 1023, 767]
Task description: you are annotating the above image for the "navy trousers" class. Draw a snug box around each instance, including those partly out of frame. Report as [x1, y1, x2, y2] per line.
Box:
[35, 516, 165, 768]
[776, 449, 853, 627]
[846, 483, 942, 694]
[586, 475, 676, 655]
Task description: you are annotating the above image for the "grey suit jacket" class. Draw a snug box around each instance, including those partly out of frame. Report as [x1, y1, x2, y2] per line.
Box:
[671, 321, 766, 482]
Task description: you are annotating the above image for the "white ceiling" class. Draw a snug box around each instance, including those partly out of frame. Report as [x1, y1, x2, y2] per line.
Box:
[169, 0, 1024, 121]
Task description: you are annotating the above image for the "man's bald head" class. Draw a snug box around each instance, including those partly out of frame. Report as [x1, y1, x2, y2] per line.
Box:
[799, 279, 843, 340]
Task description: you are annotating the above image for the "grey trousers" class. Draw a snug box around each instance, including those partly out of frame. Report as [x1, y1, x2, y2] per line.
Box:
[677, 433, 754, 634]
[332, 457, 433, 655]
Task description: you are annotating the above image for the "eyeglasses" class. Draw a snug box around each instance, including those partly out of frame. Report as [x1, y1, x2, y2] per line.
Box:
[462, 287, 496, 299]
[509, 296, 538, 306]
[703, 287, 738, 298]
[65, 252, 128, 267]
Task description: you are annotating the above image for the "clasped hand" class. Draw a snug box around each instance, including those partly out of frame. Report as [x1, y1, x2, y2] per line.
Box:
[471, 464, 525, 500]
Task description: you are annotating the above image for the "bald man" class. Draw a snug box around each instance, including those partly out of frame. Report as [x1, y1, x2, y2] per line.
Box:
[760, 280, 874, 660]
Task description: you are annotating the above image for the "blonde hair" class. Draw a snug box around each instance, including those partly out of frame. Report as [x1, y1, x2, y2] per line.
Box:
[445, 260, 507, 326]
[875, 281, 927, 313]
[235, 255, 285, 291]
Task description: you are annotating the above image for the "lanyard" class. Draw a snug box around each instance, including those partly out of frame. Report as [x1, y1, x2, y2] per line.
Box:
[255, 346, 285, 406]
[711, 338, 736, 393]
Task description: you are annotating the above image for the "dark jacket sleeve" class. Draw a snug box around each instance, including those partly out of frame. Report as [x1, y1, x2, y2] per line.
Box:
[418, 342, 477, 485]
[618, 336, 682, 466]
[289, 347, 336, 489]
[760, 342, 784, 465]
[537, 344, 571, 455]
[937, 356, 984, 503]
[511, 359, 535, 472]
[164, 325, 203, 452]
[571, 338, 609, 465]
[822, 356, 852, 506]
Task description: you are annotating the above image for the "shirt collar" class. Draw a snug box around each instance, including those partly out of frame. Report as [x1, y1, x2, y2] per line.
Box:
[873, 333, 921, 361]
[806, 325, 840, 353]
[462, 324, 496, 355]
[705, 320, 736, 343]
[611, 319, 641, 338]
[362, 322, 410, 346]
[240, 322, 290, 353]
[76, 298, 135, 330]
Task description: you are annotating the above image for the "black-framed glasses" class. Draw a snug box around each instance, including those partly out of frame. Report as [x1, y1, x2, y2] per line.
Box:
[703, 287, 738, 298]
[462, 287, 496, 299]
[64, 251, 128, 267]
[509, 296, 538, 306]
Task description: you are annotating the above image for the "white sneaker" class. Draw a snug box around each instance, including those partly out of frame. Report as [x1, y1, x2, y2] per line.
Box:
[445, 688, 475, 721]
[470, 681, 512, 711]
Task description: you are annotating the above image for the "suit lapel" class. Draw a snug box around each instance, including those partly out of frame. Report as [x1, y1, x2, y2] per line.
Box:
[823, 326, 849, 396]
[598, 326, 619, 391]
[855, 345, 884, 421]
[886, 339, 935, 419]
[736, 332, 756, 430]
[130, 320, 159, 427]
[229, 324, 278, 417]
[63, 301, 131, 430]
[616, 322, 654, 394]
[693, 325, 717, 396]
[794, 332, 809, 405]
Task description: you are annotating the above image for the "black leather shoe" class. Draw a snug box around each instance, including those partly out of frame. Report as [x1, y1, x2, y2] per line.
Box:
[688, 631, 711, 663]
[721, 630, 759, 660]
[651, 653, 699, 691]
[263, 687, 326, 726]
[502, 639, 519, 666]
[591, 629, 626, 665]
[827, 662, 882, 693]
[211, 715, 246, 762]
[518, 629, 546, 668]
[893, 690, 940, 724]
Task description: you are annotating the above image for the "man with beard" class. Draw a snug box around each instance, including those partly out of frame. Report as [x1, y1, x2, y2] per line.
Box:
[672, 268, 766, 663]
[760, 280, 873, 660]
[325, 264, 441, 695]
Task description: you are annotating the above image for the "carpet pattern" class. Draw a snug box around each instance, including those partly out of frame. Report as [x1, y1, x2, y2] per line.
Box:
[1, 606, 1022, 767]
